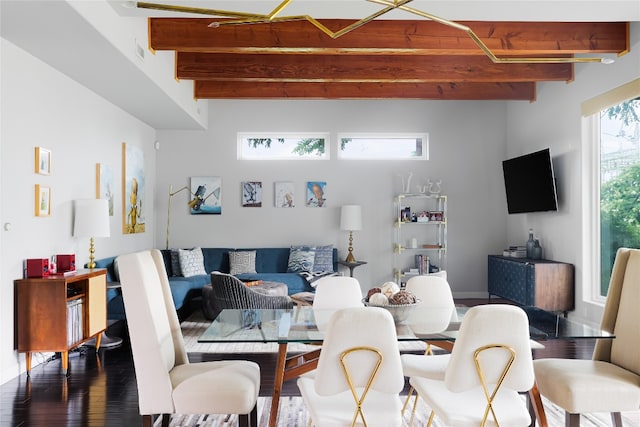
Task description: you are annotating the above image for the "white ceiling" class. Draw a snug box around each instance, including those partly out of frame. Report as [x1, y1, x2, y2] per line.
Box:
[2, 1, 639, 131]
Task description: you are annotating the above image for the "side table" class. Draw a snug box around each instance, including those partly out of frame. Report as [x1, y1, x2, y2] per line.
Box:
[337, 260, 367, 277]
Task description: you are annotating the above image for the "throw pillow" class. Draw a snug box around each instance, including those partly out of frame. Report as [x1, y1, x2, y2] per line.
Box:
[287, 248, 315, 272]
[229, 250, 257, 275]
[313, 244, 334, 272]
[170, 249, 182, 277]
[178, 247, 206, 277]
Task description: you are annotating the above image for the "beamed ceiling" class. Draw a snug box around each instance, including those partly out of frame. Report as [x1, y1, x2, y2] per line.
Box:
[148, 18, 630, 101]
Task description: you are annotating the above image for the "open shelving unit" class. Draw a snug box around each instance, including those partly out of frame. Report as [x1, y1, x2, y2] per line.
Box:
[393, 193, 447, 284]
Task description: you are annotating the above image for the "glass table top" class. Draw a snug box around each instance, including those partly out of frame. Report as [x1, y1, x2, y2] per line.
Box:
[198, 305, 613, 344]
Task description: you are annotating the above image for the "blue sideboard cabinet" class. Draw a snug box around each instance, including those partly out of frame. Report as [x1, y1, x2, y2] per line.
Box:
[488, 255, 574, 312]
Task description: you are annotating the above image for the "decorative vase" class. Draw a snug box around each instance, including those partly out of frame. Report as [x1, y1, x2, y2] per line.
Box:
[532, 240, 543, 259]
[526, 229, 535, 258]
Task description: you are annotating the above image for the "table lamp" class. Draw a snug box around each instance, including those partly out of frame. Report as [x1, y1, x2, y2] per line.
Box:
[340, 205, 362, 263]
[73, 199, 110, 269]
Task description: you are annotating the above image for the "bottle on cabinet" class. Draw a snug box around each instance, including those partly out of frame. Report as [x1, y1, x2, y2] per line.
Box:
[526, 229, 535, 258]
[532, 239, 543, 259]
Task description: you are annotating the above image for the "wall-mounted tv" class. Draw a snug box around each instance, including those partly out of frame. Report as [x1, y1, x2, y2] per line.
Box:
[502, 148, 558, 214]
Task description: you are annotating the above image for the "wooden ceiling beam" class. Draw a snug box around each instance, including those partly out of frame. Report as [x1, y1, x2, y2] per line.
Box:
[176, 52, 573, 83]
[194, 81, 536, 100]
[150, 19, 629, 55]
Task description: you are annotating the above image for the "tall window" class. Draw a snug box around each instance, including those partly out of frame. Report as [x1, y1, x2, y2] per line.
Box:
[598, 97, 640, 296]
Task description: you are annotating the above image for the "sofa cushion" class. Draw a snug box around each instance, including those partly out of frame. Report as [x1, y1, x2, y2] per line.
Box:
[313, 245, 334, 272]
[170, 249, 182, 276]
[178, 247, 206, 277]
[229, 250, 258, 275]
[287, 248, 315, 272]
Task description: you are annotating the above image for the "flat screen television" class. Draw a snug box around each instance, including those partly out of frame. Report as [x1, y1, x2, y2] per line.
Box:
[502, 148, 558, 214]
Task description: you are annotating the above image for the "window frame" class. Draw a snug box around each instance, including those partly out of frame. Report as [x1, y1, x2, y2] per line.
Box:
[336, 133, 429, 160]
[237, 132, 330, 160]
[582, 79, 640, 305]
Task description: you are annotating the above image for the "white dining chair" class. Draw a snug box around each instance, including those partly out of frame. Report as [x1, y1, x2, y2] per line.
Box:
[117, 249, 261, 427]
[297, 306, 405, 427]
[400, 275, 456, 417]
[409, 304, 535, 427]
[312, 276, 363, 331]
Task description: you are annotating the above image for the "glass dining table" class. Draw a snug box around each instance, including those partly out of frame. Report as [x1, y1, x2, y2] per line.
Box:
[199, 305, 613, 427]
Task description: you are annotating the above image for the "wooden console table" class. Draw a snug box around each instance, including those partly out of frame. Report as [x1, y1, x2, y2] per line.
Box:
[488, 255, 574, 313]
[15, 269, 107, 375]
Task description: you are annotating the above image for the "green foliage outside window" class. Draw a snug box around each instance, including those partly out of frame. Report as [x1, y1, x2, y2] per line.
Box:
[599, 97, 640, 296]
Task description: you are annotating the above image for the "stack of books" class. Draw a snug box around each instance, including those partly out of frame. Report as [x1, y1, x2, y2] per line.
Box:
[503, 246, 527, 258]
[414, 254, 430, 274]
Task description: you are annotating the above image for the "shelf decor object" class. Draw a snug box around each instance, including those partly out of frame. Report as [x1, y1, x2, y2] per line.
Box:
[340, 204, 362, 263]
[73, 199, 110, 269]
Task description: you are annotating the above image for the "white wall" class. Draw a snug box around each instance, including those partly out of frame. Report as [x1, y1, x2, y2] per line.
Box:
[156, 99, 510, 295]
[505, 22, 640, 325]
[0, 40, 157, 384]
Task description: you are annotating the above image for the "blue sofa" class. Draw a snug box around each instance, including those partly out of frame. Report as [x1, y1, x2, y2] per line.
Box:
[94, 247, 338, 321]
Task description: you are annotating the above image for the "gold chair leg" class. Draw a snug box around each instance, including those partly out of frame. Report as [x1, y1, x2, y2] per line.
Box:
[426, 410, 436, 427]
[401, 386, 414, 415]
[408, 389, 419, 427]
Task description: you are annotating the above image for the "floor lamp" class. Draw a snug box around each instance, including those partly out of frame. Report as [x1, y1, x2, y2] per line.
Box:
[166, 185, 191, 249]
[340, 205, 362, 263]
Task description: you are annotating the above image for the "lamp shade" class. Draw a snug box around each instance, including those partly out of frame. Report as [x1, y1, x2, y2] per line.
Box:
[73, 199, 110, 238]
[340, 205, 362, 231]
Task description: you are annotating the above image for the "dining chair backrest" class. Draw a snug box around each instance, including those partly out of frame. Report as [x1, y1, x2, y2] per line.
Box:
[405, 275, 456, 321]
[313, 276, 364, 309]
[117, 249, 187, 414]
[445, 304, 534, 393]
[314, 306, 404, 396]
[594, 247, 640, 375]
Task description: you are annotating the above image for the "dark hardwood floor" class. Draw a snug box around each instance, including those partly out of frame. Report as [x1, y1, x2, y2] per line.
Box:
[1, 300, 597, 427]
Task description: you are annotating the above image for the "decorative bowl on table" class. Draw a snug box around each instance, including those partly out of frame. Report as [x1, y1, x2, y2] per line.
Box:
[362, 298, 421, 324]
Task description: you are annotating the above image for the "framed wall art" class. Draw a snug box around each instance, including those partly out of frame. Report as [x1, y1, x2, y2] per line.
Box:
[275, 182, 295, 208]
[122, 142, 145, 234]
[35, 184, 51, 217]
[34, 147, 51, 175]
[242, 181, 262, 207]
[189, 176, 222, 214]
[96, 163, 115, 216]
[306, 181, 327, 207]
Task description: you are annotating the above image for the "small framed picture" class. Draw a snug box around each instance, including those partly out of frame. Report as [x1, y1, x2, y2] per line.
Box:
[429, 211, 444, 222]
[401, 206, 411, 223]
[275, 182, 295, 208]
[35, 147, 51, 175]
[242, 181, 262, 207]
[35, 184, 51, 217]
[306, 181, 326, 207]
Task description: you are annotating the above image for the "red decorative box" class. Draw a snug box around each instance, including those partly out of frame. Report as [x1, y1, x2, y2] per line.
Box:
[56, 254, 76, 272]
[26, 258, 50, 278]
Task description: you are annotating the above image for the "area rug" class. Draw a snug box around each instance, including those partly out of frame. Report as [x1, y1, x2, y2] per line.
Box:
[155, 395, 640, 427]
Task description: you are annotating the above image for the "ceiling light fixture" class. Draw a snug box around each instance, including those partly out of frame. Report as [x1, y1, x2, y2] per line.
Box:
[134, 0, 615, 64]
